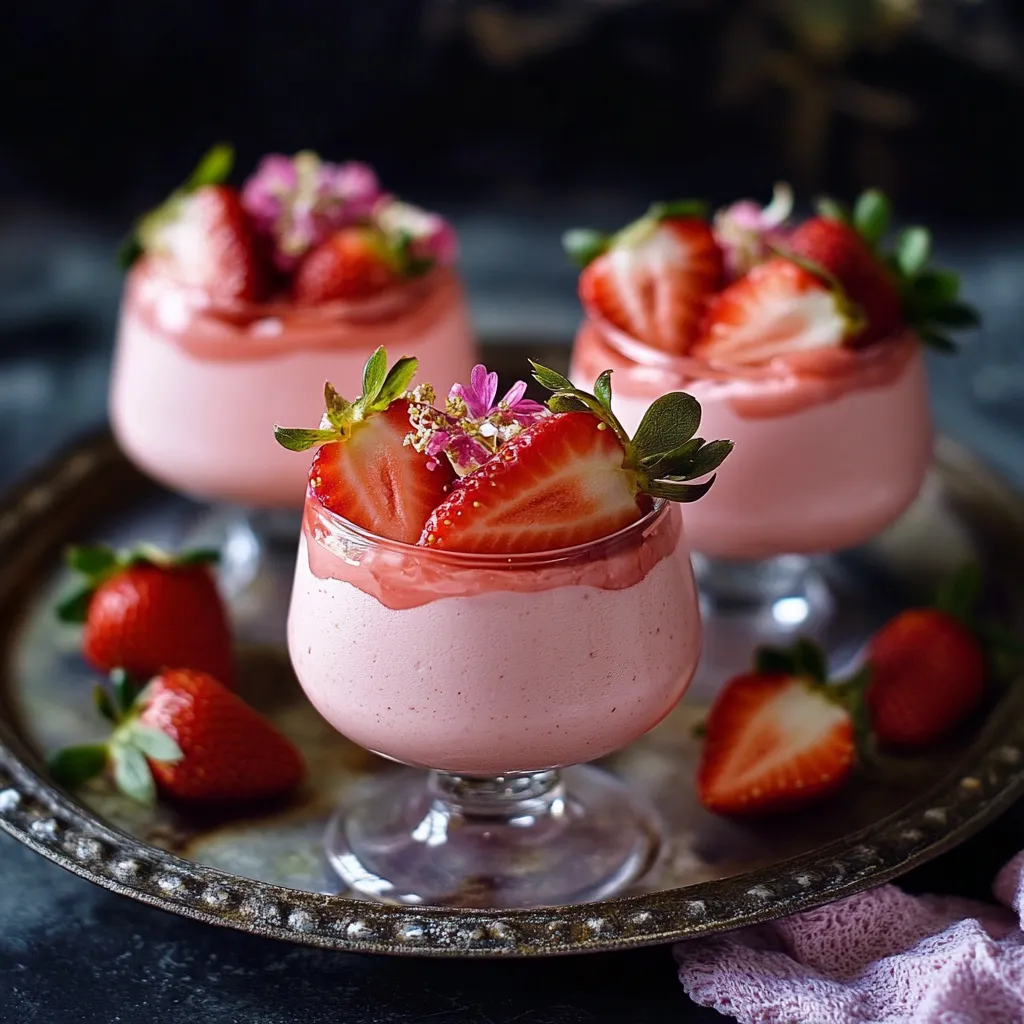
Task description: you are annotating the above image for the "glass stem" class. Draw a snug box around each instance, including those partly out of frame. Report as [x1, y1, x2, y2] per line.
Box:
[427, 770, 564, 823]
[694, 553, 823, 611]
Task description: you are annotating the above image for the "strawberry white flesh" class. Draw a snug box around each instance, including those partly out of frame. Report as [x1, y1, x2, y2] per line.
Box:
[580, 219, 721, 356]
[692, 258, 852, 367]
[698, 673, 854, 816]
[420, 412, 644, 554]
[147, 185, 261, 303]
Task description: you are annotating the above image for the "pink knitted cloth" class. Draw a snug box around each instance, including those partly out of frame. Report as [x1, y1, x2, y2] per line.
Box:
[676, 852, 1024, 1024]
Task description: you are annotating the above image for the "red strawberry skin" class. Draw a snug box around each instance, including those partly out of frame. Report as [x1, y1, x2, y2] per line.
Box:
[293, 227, 399, 303]
[420, 412, 643, 554]
[139, 670, 305, 803]
[692, 258, 852, 367]
[83, 564, 235, 688]
[154, 185, 265, 303]
[697, 672, 855, 817]
[310, 400, 455, 543]
[787, 217, 903, 347]
[866, 610, 986, 750]
[580, 218, 722, 356]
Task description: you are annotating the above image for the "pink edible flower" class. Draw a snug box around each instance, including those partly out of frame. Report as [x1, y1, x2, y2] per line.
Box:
[406, 366, 547, 476]
[713, 182, 794, 279]
[241, 151, 383, 270]
[373, 197, 459, 268]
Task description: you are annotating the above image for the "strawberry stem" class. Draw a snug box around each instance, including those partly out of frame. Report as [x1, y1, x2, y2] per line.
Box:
[274, 347, 419, 452]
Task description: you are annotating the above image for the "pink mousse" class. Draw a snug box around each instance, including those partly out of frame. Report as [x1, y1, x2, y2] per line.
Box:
[287, 499, 701, 776]
[110, 259, 478, 508]
[571, 321, 932, 560]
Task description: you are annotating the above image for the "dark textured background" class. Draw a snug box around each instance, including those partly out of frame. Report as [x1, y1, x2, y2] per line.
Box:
[3, 2, 1024, 1020]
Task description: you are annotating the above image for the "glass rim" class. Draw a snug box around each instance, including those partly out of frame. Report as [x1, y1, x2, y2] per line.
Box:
[582, 308, 918, 384]
[306, 494, 674, 569]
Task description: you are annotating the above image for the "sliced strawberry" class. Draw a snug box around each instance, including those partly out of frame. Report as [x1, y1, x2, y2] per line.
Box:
[787, 217, 902, 347]
[692, 258, 856, 367]
[275, 348, 454, 543]
[310, 400, 453, 543]
[697, 668, 855, 817]
[143, 184, 265, 303]
[292, 226, 399, 304]
[573, 208, 722, 356]
[414, 364, 734, 554]
[420, 412, 643, 554]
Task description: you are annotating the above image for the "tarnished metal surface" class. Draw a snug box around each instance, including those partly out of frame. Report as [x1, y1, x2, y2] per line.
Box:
[1, 423, 1023, 956]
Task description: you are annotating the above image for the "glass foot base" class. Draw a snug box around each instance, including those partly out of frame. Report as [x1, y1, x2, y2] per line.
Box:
[689, 553, 902, 701]
[326, 765, 661, 909]
[183, 505, 302, 648]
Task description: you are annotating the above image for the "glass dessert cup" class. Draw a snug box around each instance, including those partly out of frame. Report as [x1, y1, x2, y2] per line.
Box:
[287, 495, 701, 908]
[571, 317, 933, 690]
[109, 260, 479, 616]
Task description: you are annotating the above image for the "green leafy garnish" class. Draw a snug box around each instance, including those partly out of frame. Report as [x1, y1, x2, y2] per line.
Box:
[118, 143, 235, 271]
[530, 363, 733, 504]
[274, 347, 419, 453]
[814, 186, 980, 355]
[562, 198, 709, 268]
[48, 671, 183, 805]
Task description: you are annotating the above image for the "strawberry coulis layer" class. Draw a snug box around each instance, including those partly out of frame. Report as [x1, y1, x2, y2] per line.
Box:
[572, 317, 920, 420]
[127, 258, 462, 361]
[300, 495, 684, 612]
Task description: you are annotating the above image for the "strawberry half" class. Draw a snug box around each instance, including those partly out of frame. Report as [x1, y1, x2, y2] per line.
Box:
[123, 145, 266, 303]
[49, 669, 305, 805]
[418, 364, 733, 554]
[566, 201, 723, 356]
[691, 258, 857, 367]
[292, 226, 400, 303]
[274, 347, 454, 543]
[56, 545, 235, 688]
[697, 641, 855, 817]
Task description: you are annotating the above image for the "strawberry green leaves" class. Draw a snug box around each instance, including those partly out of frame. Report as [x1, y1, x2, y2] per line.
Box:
[48, 744, 109, 789]
[562, 198, 710, 268]
[48, 671, 183, 804]
[274, 347, 418, 452]
[755, 638, 829, 685]
[56, 545, 218, 624]
[119, 143, 235, 270]
[562, 229, 611, 269]
[816, 186, 979, 354]
[530, 364, 733, 503]
[852, 189, 891, 247]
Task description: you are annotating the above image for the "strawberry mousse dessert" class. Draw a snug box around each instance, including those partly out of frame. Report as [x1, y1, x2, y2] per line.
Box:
[567, 187, 978, 683]
[109, 145, 476, 604]
[276, 349, 731, 907]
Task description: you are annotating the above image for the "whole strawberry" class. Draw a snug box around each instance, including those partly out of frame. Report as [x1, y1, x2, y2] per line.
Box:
[49, 669, 305, 805]
[865, 567, 988, 750]
[697, 640, 856, 817]
[57, 545, 235, 688]
[786, 189, 979, 352]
